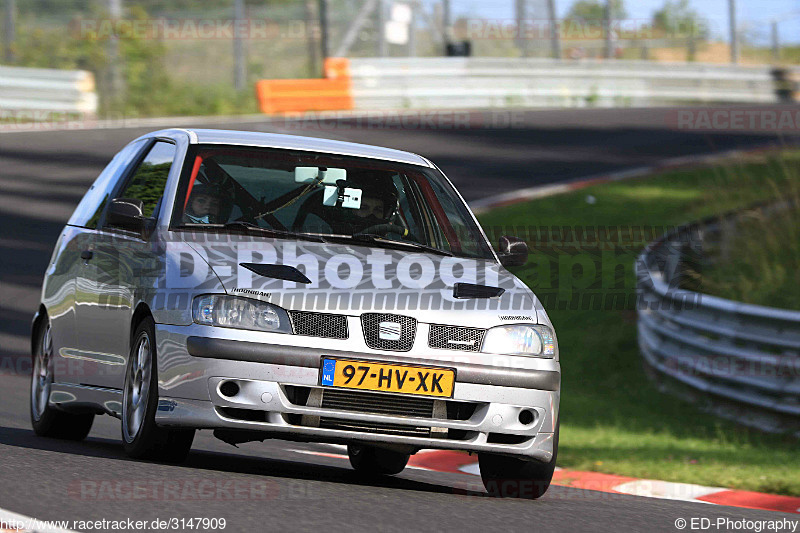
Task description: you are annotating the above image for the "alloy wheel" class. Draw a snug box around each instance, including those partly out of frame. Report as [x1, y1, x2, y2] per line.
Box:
[123, 332, 152, 442]
[31, 323, 53, 421]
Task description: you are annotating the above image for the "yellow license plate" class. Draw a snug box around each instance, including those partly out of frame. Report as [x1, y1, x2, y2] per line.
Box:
[320, 358, 455, 397]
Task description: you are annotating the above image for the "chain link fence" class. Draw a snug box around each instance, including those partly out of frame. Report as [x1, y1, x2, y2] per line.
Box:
[0, 0, 798, 118]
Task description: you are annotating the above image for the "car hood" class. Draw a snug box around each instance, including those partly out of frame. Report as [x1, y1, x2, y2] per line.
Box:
[171, 234, 540, 328]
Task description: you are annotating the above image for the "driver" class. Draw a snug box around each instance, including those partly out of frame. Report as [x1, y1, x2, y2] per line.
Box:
[355, 194, 387, 226]
[183, 182, 222, 224]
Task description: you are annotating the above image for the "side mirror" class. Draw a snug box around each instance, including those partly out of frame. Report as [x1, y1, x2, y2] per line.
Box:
[498, 235, 528, 267]
[106, 198, 146, 233]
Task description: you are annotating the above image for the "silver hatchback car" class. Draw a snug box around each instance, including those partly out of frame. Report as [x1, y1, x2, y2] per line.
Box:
[31, 129, 560, 498]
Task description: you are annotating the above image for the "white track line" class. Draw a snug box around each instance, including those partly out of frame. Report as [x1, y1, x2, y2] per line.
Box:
[612, 480, 723, 504]
[457, 463, 481, 476]
[316, 443, 348, 452]
[458, 462, 561, 476]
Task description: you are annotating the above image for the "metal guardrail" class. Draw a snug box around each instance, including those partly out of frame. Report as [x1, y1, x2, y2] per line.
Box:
[347, 58, 797, 109]
[636, 209, 800, 434]
[0, 65, 98, 116]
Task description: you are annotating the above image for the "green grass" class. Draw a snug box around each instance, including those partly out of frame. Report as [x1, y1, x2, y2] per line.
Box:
[476, 150, 800, 495]
[695, 156, 800, 310]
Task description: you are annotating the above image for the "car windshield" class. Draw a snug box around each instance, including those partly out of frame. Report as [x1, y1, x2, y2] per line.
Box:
[172, 145, 495, 260]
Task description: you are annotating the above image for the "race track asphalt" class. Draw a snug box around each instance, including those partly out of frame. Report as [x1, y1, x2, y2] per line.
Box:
[1, 106, 797, 532]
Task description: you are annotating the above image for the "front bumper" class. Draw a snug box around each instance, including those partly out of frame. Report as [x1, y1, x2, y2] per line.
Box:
[154, 323, 560, 461]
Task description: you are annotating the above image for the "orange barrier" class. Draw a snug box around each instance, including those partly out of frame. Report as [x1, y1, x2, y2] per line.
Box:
[255, 57, 353, 114]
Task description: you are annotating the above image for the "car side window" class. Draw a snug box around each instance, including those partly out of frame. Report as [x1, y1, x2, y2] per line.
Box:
[116, 141, 176, 218]
[68, 139, 148, 229]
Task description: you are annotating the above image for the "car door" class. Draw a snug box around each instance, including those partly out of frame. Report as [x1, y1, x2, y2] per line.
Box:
[51, 139, 148, 386]
[73, 140, 177, 389]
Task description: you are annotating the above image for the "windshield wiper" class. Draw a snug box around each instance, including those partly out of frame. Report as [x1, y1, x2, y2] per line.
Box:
[175, 223, 454, 255]
[176, 222, 327, 243]
[223, 222, 329, 243]
[345, 234, 454, 256]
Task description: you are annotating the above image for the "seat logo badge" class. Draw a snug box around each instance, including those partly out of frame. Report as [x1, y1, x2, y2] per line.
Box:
[378, 322, 402, 341]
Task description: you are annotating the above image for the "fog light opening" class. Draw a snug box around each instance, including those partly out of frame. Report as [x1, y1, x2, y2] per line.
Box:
[518, 409, 535, 425]
[219, 381, 240, 398]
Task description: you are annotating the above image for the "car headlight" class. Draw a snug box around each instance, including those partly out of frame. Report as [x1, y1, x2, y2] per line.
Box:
[481, 325, 555, 358]
[192, 295, 292, 334]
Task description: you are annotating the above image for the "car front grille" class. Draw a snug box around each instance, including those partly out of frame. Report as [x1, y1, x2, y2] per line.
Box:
[428, 324, 486, 352]
[289, 311, 348, 339]
[281, 387, 480, 440]
[360, 313, 416, 351]
[319, 418, 432, 437]
[320, 389, 435, 418]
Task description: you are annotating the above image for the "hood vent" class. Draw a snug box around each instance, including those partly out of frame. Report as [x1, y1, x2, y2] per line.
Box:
[452, 282, 505, 299]
[239, 263, 311, 284]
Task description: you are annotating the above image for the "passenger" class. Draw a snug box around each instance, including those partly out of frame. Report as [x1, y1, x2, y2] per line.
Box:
[183, 183, 222, 224]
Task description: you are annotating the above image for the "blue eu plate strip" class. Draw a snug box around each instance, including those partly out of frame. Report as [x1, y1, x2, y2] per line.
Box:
[321, 358, 336, 386]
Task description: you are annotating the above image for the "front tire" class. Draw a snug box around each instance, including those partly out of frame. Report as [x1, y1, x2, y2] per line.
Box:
[121, 317, 194, 463]
[348, 444, 409, 476]
[478, 423, 559, 499]
[30, 319, 94, 440]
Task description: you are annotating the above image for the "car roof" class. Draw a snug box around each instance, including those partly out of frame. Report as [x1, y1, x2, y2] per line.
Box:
[145, 128, 433, 167]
